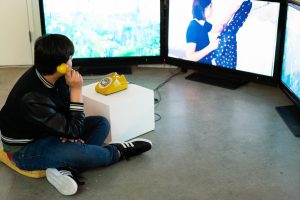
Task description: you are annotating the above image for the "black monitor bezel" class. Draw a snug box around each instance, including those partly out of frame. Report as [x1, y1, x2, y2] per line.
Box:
[38, 0, 166, 72]
[278, 0, 300, 107]
[164, 0, 286, 85]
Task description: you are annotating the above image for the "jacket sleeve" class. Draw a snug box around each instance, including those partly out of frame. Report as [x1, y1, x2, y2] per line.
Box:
[20, 92, 85, 138]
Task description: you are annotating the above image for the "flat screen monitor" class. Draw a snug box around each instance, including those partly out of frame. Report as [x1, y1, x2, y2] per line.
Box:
[39, 0, 163, 73]
[166, 0, 282, 88]
[276, 1, 300, 137]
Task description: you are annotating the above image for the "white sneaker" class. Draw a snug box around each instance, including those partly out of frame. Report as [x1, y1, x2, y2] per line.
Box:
[46, 168, 78, 195]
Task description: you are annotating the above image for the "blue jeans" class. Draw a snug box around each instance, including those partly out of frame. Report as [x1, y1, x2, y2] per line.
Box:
[13, 116, 120, 171]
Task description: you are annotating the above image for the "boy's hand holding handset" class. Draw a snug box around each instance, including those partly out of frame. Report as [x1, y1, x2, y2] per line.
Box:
[64, 64, 83, 103]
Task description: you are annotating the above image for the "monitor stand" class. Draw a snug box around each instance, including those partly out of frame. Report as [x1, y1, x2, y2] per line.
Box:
[185, 71, 248, 90]
[78, 65, 132, 76]
[276, 105, 300, 137]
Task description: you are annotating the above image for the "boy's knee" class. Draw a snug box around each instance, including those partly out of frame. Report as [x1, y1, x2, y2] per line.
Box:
[96, 116, 110, 130]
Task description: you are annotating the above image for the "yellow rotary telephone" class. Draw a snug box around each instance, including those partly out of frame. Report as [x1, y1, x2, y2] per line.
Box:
[95, 72, 128, 95]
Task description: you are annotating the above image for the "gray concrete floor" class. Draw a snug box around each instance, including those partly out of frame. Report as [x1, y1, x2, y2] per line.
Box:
[1, 65, 300, 200]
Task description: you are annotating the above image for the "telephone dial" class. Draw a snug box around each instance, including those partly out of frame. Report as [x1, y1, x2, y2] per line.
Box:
[95, 72, 128, 95]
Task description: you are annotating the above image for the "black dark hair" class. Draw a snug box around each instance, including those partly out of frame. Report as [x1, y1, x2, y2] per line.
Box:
[192, 0, 212, 20]
[34, 34, 74, 75]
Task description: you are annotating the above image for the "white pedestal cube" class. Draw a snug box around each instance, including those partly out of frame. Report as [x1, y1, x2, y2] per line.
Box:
[82, 83, 155, 143]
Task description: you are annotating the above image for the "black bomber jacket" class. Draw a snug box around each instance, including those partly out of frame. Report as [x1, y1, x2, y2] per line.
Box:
[0, 66, 85, 146]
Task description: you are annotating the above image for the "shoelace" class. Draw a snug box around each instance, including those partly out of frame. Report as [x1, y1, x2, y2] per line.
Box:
[58, 168, 85, 185]
[59, 170, 73, 176]
[118, 142, 137, 160]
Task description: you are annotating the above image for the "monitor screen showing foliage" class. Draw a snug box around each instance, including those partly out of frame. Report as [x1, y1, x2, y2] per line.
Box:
[41, 0, 161, 59]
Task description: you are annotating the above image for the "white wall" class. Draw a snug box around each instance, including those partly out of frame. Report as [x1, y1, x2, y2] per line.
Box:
[29, 0, 42, 49]
[0, 0, 36, 66]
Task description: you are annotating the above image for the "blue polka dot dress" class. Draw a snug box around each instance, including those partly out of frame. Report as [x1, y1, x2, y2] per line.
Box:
[211, 0, 252, 69]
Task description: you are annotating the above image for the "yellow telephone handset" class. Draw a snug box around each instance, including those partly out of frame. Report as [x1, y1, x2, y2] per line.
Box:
[95, 72, 128, 95]
[57, 63, 68, 74]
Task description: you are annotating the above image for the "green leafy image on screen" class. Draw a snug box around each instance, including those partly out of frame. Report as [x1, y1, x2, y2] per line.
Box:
[43, 0, 161, 59]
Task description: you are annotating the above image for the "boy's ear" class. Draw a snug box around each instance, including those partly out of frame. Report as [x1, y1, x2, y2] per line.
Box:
[56, 63, 68, 74]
